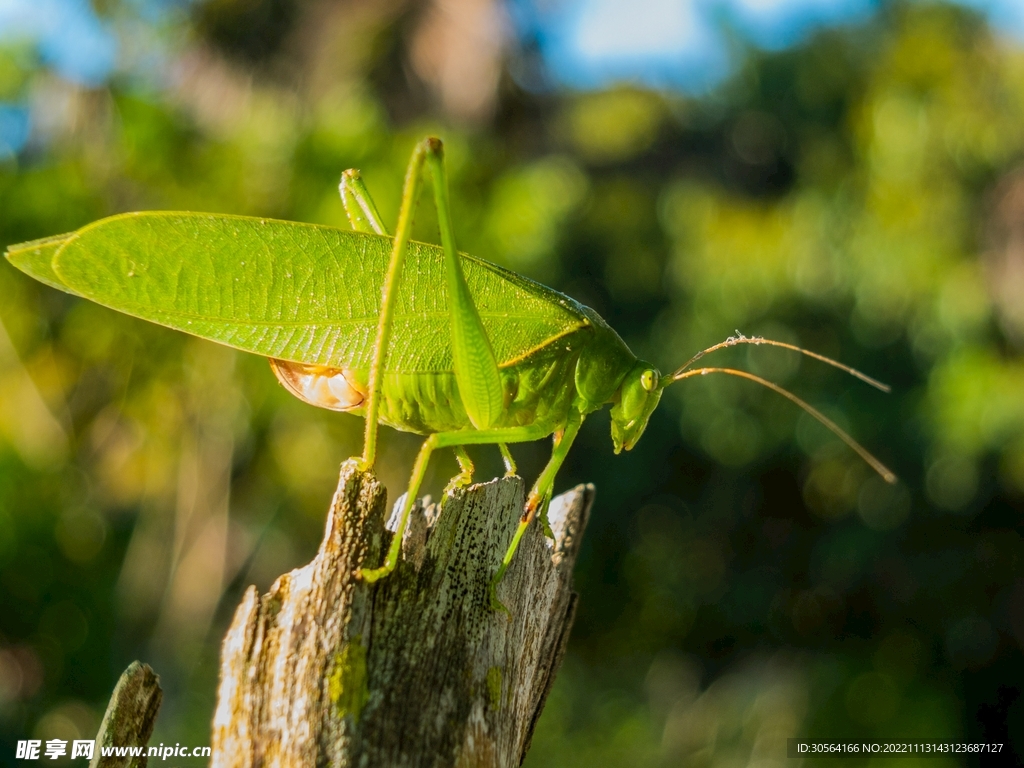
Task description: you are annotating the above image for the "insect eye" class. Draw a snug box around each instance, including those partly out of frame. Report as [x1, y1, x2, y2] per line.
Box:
[640, 369, 657, 392]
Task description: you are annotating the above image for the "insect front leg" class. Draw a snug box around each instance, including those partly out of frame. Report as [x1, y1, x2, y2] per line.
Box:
[526, 407, 584, 524]
[339, 168, 388, 235]
[490, 407, 585, 612]
[357, 423, 551, 583]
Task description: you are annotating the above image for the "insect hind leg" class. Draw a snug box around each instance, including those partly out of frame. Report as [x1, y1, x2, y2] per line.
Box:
[358, 141, 433, 470]
[358, 137, 504, 473]
[424, 139, 505, 433]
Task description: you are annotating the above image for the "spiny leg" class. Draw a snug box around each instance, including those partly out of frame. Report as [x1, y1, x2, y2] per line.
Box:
[357, 423, 552, 582]
[499, 443, 517, 477]
[361, 137, 505, 471]
[490, 407, 585, 612]
[339, 168, 388, 235]
[359, 141, 431, 470]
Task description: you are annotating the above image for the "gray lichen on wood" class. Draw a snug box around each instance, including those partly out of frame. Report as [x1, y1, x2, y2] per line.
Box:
[90, 661, 163, 768]
[211, 459, 593, 767]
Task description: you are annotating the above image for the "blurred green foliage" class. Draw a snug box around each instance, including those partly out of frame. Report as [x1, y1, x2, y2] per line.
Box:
[0, 1, 1021, 765]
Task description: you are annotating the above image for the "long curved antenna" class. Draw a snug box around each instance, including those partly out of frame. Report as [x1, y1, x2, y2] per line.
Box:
[671, 333, 890, 393]
[669, 366, 897, 484]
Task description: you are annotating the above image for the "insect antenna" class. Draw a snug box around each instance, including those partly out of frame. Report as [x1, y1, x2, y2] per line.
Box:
[666, 365, 897, 484]
[671, 332, 891, 392]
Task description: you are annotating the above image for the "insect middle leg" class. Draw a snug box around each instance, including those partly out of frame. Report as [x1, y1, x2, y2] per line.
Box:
[443, 446, 475, 496]
[357, 423, 552, 583]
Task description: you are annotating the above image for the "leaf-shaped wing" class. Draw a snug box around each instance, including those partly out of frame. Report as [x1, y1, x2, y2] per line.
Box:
[8, 212, 587, 372]
[6, 233, 82, 296]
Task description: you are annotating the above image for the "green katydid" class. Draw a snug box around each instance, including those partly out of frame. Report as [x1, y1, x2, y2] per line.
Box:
[4, 136, 895, 601]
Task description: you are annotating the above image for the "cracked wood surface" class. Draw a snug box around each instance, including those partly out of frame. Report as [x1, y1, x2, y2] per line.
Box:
[211, 459, 593, 768]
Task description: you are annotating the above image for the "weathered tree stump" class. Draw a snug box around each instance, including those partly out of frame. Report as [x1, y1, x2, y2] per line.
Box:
[211, 459, 594, 767]
[90, 661, 163, 768]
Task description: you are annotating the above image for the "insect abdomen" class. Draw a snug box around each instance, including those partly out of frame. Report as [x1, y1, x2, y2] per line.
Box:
[269, 329, 589, 437]
[374, 343, 583, 435]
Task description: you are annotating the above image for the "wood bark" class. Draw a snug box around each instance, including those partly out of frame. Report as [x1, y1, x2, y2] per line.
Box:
[211, 459, 593, 768]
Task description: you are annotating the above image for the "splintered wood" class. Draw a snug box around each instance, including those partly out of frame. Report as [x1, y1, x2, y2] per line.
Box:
[211, 459, 593, 768]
